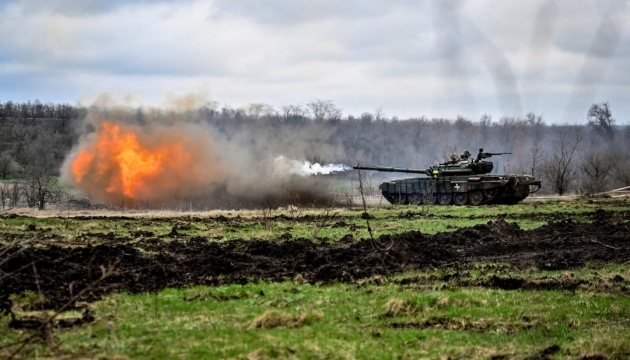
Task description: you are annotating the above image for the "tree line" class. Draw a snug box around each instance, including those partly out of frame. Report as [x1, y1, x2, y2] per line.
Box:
[0, 99, 628, 209]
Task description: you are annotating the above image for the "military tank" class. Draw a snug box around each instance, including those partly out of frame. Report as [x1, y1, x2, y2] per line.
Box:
[353, 148, 541, 206]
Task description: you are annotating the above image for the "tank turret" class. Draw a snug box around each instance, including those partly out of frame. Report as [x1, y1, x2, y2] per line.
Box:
[353, 148, 541, 206]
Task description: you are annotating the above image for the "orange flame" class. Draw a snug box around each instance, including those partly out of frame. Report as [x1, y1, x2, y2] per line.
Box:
[69, 120, 221, 203]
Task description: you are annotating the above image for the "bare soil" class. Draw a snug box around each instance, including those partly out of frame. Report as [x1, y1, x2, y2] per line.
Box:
[1, 209, 629, 313]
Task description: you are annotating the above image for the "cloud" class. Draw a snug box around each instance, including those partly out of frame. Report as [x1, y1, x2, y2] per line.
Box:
[0, 0, 189, 16]
[0, 0, 629, 123]
[211, 0, 415, 25]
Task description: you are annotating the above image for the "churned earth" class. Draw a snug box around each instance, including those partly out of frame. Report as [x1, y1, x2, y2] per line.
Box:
[2, 209, 628, 314]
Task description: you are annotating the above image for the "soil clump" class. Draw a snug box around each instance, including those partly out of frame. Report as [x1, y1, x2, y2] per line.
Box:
[1, 212, 629, 312]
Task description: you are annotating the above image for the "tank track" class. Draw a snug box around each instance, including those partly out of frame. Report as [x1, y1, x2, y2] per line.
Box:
[381, 187, 527, 206]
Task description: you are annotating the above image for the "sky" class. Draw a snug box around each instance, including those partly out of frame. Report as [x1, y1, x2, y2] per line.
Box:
[1, 0, 629, 124]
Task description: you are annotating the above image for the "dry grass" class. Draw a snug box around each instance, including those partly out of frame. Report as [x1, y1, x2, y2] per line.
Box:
[247, 310, 323, 329]
[2, 205, 355, 219]
[3, 207, 247, 219]
[381, 298, 418, 317]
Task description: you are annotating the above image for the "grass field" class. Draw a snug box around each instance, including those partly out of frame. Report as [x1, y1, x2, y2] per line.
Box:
[1, 196, 628, 244]
[3, 265, 629, 359]
[1, 196, 629, 359]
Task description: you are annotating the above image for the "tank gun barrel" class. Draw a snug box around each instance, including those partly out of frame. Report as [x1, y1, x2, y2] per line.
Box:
[353, 165, 430, 176]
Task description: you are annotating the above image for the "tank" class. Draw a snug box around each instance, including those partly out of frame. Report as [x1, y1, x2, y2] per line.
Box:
[353, 148, 541, 206]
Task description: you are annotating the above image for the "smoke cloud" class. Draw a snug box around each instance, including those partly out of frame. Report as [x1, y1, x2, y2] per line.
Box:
[60, 100, 346, 209]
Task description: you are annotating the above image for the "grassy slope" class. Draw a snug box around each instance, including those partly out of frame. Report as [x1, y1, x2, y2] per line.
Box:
[2, 197, 629, 359]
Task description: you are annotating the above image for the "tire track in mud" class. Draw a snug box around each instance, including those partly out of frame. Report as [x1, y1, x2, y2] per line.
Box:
[1, 211, 629, 312]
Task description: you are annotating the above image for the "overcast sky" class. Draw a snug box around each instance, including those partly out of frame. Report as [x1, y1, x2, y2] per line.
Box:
[1, 0, 628, 123]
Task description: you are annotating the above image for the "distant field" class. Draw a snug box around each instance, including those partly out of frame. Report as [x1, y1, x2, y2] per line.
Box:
[1, 197, 629, 359]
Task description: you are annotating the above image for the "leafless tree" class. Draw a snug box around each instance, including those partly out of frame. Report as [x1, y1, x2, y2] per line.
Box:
[0, 182, 10, 209]
[33, 99, 45, 119]
[359, 112, 374, 124]
[498, 116, 520, 150]
[3, 101, 15, 119]
[528, 145, 545, 178]
[9, 180, 22, 207]
[0, 151, 13, 179]
[306, 99, 342, 121]
[578, 150, 614, 194]
[0, 102, 6, 124]
[587, 102, 615, 140]
[16, 137, 63, 210]
[543, 128, 584, 195]
[246, 103, 275, 119]
[374, 106, 385, 121]
[610, 134, 630, 187]
[525, 112, 544, 126]
[280, 104, 307, 121]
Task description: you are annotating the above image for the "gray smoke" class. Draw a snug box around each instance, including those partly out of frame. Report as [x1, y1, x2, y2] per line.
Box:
[60, 99, 346, 210]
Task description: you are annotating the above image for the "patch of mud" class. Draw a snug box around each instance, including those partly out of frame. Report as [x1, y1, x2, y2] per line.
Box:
[527, 344, 561, 360]
[395, 271, 629, 295]
[389, 315, 538, 334]
[1, 214, 629, 313]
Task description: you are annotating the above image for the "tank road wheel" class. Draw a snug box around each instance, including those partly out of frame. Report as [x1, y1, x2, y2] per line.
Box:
[484, 188, 498, 201]
[408, 193, 423, 205]
[438, 193, 453, 205]
[468, 190, 484, 206]
[453, 192, 468, 206]
[423, 193, 438, 205]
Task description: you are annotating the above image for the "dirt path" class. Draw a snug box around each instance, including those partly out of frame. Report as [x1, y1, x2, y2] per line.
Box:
[1, 210, 628, 312]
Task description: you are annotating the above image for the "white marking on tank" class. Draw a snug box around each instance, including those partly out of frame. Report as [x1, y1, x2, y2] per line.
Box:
[454, 184, 461, 190]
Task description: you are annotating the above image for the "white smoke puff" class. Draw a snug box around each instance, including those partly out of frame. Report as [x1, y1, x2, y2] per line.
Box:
[273, 156, 351, 177]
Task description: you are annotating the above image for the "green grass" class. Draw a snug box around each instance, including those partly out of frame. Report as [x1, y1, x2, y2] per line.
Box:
[3, 264, 629, 359]
[1, 197, 628, 246]
[2, 195, 629, 358]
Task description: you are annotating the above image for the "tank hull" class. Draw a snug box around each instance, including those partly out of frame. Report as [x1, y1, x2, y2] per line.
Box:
[379, 174, 540, 205]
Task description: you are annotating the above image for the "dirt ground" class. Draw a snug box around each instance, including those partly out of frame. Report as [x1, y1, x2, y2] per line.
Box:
[1, 209, 629, 313]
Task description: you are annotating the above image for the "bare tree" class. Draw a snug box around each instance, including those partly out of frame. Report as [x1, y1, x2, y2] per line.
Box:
[374, 106, 385, 121]
[0, 182, 10, 209]
[587, 102, 615, 140]
[4, 101, 15, 119]
[543, 128, 584, 195]
[16, 136, 63, 210]
[611, 162, 630, 188]
[525, 112, 544, 126]
[306, 99, 342, 121]
[0, 151, 13, 179]
[528, 145, 544, 178]
[498, 116, 520, 150]
[578, 150, 614, 194]
[280, 104, 307, 121]
[0, 102, 6, 124]
[360, 112, 373, 124]
[9, 180, 22, 207]
[245, 103, 275, 119]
